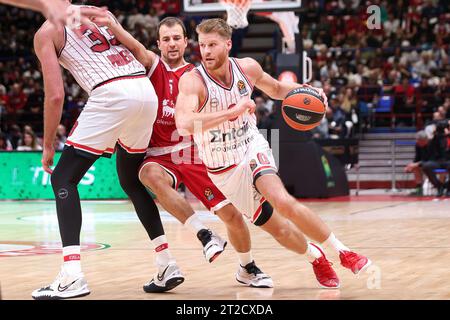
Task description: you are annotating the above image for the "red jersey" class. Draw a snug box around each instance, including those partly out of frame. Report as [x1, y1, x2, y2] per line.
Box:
[147, 56, 194, 156]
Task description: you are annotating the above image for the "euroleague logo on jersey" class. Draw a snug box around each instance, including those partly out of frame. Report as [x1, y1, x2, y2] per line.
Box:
[204, 188, 215, 201]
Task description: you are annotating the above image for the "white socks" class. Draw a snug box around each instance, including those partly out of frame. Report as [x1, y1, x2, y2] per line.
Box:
[184, 213, 208, 234]
[152, 235, 175, 267]
[62, 245, 82, 275]
[322, 233, 350, 253]
[237, 251, 253, 267]
[305, 242, 323, 263]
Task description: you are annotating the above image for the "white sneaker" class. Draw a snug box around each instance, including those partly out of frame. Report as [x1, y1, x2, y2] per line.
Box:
[143, 262, 184, 293]
[236, 261, 273, 288]
[197, 229, 227, 263]
[32, 268, 90, 300]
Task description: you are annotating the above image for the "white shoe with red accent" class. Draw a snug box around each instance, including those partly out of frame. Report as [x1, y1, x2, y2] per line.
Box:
[197, 229, 227, 263]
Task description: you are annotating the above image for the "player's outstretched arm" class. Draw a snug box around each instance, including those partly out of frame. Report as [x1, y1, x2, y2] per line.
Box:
[0, 0, 46, 11]
[91, 12, 155, 69]
[34, 23, 65, 173]
[175, 72, 255, 136]
[240, 57, 328, 107]
[1, 0, 108, 31]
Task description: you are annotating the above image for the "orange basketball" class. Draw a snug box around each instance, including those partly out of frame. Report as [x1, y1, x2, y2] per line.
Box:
[281, 86, 326, 131]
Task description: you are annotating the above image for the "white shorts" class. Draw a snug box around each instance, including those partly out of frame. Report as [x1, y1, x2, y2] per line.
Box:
[66, 76, 157, 157]
[207, 134, 278, 224]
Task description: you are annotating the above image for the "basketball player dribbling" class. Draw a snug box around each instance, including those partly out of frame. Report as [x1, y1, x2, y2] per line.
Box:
[31, 2, 183, 299]
[175, 18, 372, 289]
[91, 15, 273, 288]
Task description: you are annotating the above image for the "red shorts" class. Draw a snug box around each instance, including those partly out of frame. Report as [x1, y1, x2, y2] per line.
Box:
[139, 152, 230, 212]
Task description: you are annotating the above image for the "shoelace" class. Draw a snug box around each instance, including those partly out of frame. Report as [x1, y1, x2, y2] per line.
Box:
[314, 257, 336, 279]
[244, 262, 262, 276]
[341, 251, 360, 266]
[197, 229, 213, 247]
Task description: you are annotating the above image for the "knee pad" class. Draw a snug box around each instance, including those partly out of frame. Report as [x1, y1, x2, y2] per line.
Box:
[253, 201, 273, 226]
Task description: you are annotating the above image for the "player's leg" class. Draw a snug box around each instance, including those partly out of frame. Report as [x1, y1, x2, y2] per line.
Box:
[214, 204, 273, 288]
[138, 160, 226, 262]
[208, 162, 339, 289]
[257, 210, 340, 288]
[32, 146, 97, 300]
[116, 78, 183, 293]
[255, 174, 371, 275]
[115, 145, 184, 293]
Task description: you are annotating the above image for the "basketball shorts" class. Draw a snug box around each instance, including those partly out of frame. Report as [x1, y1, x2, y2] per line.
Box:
[139, 148, 230, 212]
[206, 134, 278, 224]
[66, 76, 157, 157]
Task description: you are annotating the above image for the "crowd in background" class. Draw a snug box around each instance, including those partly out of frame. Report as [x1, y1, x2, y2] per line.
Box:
[0, 0, 449, 151]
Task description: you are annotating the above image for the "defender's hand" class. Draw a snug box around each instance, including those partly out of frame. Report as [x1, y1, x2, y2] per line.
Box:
[42, 145, 55, 174]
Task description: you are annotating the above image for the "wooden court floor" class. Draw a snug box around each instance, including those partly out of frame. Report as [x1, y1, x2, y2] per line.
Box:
[0, 196, 449, 300]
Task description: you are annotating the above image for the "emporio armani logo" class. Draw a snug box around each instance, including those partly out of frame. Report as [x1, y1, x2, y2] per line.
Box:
[157, 265, 170, 282]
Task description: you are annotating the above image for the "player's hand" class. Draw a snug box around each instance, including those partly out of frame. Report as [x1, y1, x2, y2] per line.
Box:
[229, 96, 256, 120]
[303, 84, 329, 109]
[89, 11, 115, 28]
[42, 1, 107, 28]
[42, 145, 55, 174]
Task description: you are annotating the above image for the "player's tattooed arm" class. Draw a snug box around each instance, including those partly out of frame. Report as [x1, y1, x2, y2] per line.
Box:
[175, 72, 255, 136]
[91, 12, 155, 69]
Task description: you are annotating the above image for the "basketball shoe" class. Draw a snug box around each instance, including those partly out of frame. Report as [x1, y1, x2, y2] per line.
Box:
[31, 267, 90, 300]
[339, 251, 372, 275]
[310, 243, 340, 289]
[143, 262, 184, 293]
[197, 229, 227, 263]
[236, 261, 273, 288]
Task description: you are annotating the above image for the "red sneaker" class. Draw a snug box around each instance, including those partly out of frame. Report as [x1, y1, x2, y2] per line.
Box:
[339, 251, 371, 275]
[310, 243, 340, 289]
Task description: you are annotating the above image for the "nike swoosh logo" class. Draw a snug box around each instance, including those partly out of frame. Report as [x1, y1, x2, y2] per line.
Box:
[157, 265, 170, 282]
[58, 279, 78, 292]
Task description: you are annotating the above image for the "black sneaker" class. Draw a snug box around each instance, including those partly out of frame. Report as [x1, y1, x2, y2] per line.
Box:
[197, 229, 227, 263]
[236, 261, 273, 288]
[143, 262, 184, 293]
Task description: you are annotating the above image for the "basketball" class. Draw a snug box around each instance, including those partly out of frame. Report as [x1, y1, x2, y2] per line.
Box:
[281, 86, 326, 131]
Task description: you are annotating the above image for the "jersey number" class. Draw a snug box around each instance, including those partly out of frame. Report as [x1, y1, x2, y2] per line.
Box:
[79, 25, 120, 53]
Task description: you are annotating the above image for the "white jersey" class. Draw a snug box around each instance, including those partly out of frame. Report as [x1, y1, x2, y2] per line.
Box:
[58, 21, 146, 94]
[193, 58, 260, 169]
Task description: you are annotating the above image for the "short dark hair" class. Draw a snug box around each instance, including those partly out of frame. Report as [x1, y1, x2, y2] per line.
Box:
[157, 17, 187, 40]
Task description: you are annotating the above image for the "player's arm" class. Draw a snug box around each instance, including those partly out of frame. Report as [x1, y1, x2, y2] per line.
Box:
[92, 13, 155, 69]
[0, 0, 47, 11]
[175, 72, 255, 136]
[34, 23, 65, 172]
[1, 1, 108, 30]
[240, 57, 328, 106]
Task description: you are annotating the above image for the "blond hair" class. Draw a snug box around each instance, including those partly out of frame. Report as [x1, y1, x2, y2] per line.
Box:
[196, 18, 232, 39]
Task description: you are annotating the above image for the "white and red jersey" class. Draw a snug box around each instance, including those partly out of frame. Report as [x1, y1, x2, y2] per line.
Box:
[193, 58, 260, 169]
[147, 56, 194, 156]
[58, 22, 146, 94]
